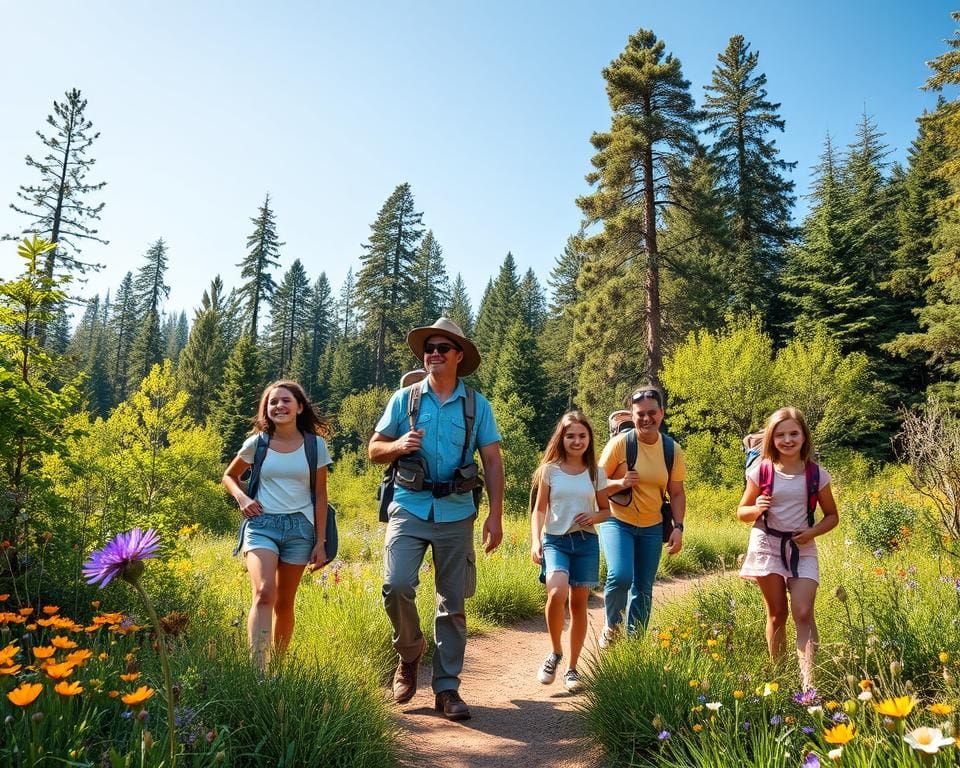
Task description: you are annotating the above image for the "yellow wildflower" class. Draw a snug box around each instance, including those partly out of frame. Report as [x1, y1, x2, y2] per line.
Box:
[824, 722, 856, 745]
[122, 686, 155, 707]
[54, 681, 83, 697]
[875, 696, 916, 719]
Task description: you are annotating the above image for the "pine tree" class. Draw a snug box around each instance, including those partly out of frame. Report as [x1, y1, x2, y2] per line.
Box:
[576, 28, 699, 386]
[335, 268, 357, 340]
[701, 35, 795, 321]
[408, 230, 450, 328]
[126, 239, 170, 391]
[238, 194, 283, 340]
[492, 320, 550, 441]
[177, 279, 229, 423]
[7, 89, 107, 282]
[888, 15, 960, 399]
[355, 183, 423, 386]
[162, 311, 188, 365]
[473, 254, 521, 389]
[266, 259, 311, 376]
[209, 334, 267, 460]
[109, 272, 137, 402]
[518, 268, 547, 335]
[300, 273, 334, 399]
[446, 274, 474, 336]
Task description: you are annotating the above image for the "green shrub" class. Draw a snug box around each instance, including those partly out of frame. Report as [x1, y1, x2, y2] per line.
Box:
[849, 494, 919, 553]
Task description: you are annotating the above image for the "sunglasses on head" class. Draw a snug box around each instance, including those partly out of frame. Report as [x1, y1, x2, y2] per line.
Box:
[632, 389, 662, 405]
[424, 342, 460, 355]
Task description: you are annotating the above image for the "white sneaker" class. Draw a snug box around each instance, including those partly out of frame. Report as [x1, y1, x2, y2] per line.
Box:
[599, 625, 620, 650]
[538, 652, 562, 684]
[563, 668, 582, 693]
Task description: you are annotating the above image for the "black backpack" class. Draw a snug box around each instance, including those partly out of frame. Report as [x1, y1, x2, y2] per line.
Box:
[234, 430, 339, 560]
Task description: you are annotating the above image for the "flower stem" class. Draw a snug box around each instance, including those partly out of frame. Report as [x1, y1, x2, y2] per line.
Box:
[131, 577, 177, 768]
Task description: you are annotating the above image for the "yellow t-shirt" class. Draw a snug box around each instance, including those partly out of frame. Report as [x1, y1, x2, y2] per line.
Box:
[598, 432, 686, 527]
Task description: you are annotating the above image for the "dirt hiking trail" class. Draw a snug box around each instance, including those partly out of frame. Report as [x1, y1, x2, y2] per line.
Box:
[394, 575, 709, 768]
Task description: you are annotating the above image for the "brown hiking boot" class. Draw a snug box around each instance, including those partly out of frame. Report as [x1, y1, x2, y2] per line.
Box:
[435, 689, 471, 721]
[392, 637, 426, 704]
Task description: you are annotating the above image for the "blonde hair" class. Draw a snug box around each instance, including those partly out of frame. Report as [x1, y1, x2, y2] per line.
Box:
[761, 407, 813, 463]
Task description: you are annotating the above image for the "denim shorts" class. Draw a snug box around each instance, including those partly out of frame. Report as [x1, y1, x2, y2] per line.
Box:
[242, 513, 315, 565]
[540, 531, 600, 588]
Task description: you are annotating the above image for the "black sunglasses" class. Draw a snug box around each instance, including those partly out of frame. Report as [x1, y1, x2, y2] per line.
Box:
[632, 389, 662, 406]
[424, 342, 460, 355]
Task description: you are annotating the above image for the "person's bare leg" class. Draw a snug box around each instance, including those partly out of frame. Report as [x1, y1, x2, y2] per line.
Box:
[567, 586, 590, 669]
[274, 561, 308, 654]
[789, 578, 819, 689]
[755, 574, 789, 661]
[544, 571, 570, 655]
[246, 549, 279, 671]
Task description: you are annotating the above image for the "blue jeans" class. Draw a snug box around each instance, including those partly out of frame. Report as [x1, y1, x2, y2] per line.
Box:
[598, 518, 663, 634]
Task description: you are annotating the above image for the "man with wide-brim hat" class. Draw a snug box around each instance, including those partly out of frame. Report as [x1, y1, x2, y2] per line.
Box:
[369, 317, 504, 721]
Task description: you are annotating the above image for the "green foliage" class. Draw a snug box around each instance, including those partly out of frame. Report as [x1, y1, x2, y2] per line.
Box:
[332, 387, 391, 457]
[238, 193, 283, 340]
[473, 253, 521, 391]
[490, 394, 541, 514]
[849, 493, 919, 553]
[208, 334, 267, 460]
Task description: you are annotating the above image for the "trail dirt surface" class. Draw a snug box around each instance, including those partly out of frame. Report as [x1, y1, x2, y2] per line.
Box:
[394, 575, 708, 768]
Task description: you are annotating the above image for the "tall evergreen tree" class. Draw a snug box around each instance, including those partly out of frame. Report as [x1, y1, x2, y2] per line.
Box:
[446, 273, 474, 336]
[266, 259, 311, 376]
[492, 320, 550, 441]
[301, 272, 334, 400]
[109, 271, 137, 402]
[335, 267, 358, 340]
[238, 194, 283, 340]
[701, 35, 795, 321]
[888, 15, 960, 400]
[177, 279, 229, 423]
[355, 183, 424, 386]
[408, 230, 450, 327]
[576, 28, 699, 387]
[517, 268, 547, 334]
[7, 89, 107, 282]
[209, 334, 267, 460]
[473, 253, 521, 389]
[126, 239, 170, 392]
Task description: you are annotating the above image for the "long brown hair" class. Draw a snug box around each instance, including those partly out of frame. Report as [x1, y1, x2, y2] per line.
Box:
[761, 406, 812, 463]
[252, 380, 332, 437]
[536, 410, 598, 484]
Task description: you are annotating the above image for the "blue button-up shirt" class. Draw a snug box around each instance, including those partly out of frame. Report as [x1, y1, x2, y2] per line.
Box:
[375, 379, 501, 523]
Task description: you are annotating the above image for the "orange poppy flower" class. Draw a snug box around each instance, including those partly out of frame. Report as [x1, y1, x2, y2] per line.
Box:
[7, 683, 42, 707]
[0, 594, 9, 602]
[54, 680, 83, 697]
[31, 646, 55, 660]
[0, 644, 19, 664]
[121, 686, 155, 707]
[66, 650, 92, 666]
[120, 672, 141, 682]
[0, 664, 22, 675]
[41, 606, 59, 616]
[51, 636, 78, 650]
[17, 608, 33, 617]
[25, 623, 36, 631]
[44, 661, 76, 680]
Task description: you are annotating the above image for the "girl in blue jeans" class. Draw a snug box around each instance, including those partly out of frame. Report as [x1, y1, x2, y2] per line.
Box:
[531, 411, 610, 692]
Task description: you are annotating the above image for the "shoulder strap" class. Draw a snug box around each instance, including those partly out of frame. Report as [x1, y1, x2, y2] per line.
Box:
[625, 429, 638, 470]
[247, 432, 271, 499]
[459, 386, 477, 466]
[805, 460, 820, 528]
[661, 434, 674, 498]
[757, 459, 774, 528]
[407, 384, 422, 432]
[303, 431, 318, 507]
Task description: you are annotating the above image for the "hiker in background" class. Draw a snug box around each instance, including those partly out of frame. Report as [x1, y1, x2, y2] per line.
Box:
[222, 380, 333, 671]
[737, 406, 838, 690]
[743, 431, 764, 471]
[597, 386, 687, 647]
[608, 410, 633, 437]
[369, 318, 504, 721]
[530, 410, 610, 693]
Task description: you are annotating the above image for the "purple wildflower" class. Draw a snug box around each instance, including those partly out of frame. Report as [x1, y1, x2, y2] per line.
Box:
[82, 528, 160, 587]
[802, 754, 821, 768]
[831, 711, 848, 723]
[742, 721, 751, 731]
[793, 688, 819, 706]
[657, 730, 671, 741]
[802, 726, 815, 735]
[770, 715, 783, 726]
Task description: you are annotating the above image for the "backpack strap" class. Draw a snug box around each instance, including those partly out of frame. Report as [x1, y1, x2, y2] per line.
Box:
[458, 386, 476, 467]
[246, 432, 271, 500]
[805, 460, 820, 528]
[407, 383, 422, 432]
[625, 429, 638, 470]
[661, 434, 675, 499]
[303, 430, 318, 507]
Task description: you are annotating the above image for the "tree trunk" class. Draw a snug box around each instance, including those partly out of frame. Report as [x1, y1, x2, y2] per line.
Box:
[642, 111, 663, 388]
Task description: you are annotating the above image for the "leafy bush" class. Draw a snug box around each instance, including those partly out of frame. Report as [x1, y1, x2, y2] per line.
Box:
[849, 494, 919, 553]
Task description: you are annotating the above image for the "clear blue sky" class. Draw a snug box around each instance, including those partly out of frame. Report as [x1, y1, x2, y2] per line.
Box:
[0, 1, 954, 319]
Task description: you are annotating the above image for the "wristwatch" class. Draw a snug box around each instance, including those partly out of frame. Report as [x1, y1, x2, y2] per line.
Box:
[673, 521, 684, 532]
